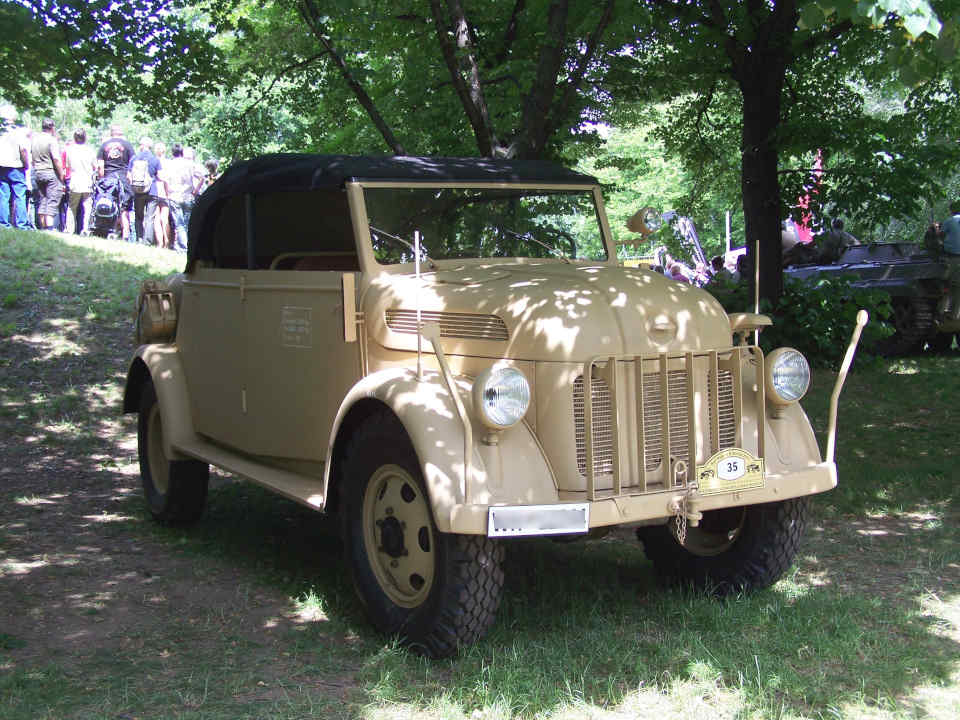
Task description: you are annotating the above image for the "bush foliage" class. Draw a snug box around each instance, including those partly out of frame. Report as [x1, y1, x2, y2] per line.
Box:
[710, 275, 893, 368]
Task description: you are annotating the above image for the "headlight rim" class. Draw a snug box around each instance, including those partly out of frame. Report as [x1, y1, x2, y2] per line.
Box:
[472, 366, 531, 430]
[765, 347, 811, 406]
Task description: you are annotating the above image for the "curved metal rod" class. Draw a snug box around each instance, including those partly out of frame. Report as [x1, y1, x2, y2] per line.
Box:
[826, 309, 869, 464]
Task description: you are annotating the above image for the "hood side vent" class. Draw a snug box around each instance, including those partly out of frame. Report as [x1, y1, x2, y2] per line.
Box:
[385, 309, 509, 341]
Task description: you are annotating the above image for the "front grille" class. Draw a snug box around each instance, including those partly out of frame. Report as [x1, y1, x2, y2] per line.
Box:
[642, 370, 691, 473]
[711, 369, 737, 450]
[385, 309, 509, 341]
[573, 350, 750, 497]
[574, 376, 613, 478]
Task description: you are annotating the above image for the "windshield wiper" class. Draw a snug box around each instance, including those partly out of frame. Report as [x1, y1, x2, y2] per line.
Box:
[501, 227, 571, 263]
[369, 225, 437, 270]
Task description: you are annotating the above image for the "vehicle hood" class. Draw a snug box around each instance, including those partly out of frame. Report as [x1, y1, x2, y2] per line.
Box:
[364, 262, 732, 361]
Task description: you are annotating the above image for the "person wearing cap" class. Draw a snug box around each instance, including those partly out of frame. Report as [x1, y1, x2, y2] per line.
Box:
[0, 106, 30, 230]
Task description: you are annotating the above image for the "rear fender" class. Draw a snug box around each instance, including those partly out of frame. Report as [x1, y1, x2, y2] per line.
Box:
[123, 345, 198, 460]
[323, 368, 557, 533]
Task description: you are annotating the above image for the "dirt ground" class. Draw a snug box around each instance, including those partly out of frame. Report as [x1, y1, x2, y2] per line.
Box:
[1, 237, 959, 718]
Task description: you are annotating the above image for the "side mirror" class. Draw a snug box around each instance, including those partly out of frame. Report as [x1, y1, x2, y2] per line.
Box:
[626, 207, 661, 236]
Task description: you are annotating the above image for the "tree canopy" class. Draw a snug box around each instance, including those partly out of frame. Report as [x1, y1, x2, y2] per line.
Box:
[3, 0, 958, 301]
[610, 0, 958, 300]
[0, 1, 220, 117]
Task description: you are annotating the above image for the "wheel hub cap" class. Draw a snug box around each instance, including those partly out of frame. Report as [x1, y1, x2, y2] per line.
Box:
[379, 515, 405, 558]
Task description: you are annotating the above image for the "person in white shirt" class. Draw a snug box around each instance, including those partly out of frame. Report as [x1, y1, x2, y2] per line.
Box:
[64, 128, 97, 235]
[161, 143, 197, 251]
[0, 105, 31, 229]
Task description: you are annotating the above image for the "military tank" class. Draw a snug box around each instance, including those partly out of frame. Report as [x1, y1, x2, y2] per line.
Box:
[784, 242, 957, 355]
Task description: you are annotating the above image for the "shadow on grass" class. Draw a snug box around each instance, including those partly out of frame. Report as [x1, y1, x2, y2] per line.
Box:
[806, 353, 960, 518]
[132, 480, 959, 718]
[2, 228, 958, 718]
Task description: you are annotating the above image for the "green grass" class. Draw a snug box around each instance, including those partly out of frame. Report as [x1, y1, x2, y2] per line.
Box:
[1, 227, 958, 719]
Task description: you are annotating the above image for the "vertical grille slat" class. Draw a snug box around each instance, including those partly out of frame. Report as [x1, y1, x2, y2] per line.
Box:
[573, 350, 747, 495]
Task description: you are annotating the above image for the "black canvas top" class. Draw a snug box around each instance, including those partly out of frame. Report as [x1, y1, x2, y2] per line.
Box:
[186, 153, 598, 265]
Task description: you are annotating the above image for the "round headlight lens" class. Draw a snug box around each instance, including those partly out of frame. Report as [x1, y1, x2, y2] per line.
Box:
[473, 367, 531, 429]
[767, 348, 811, 403]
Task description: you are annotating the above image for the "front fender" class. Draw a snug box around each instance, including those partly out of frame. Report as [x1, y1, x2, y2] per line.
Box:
[123, 345, 198, 461]
[323, 368, 557, 533]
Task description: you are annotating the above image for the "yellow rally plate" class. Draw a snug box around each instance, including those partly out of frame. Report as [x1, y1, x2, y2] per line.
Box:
[696, 448, 765, 496]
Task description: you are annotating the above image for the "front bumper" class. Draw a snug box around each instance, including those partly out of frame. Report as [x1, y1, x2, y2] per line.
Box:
[449, 461, 837, 536]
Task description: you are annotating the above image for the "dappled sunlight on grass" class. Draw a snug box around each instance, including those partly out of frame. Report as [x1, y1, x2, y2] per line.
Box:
[14, 496, 58, 507]
[81, 513, 135, 524]
[0, 559, 49, 575]
[1, 228, 959, 718]
[288, 589, 331, 624]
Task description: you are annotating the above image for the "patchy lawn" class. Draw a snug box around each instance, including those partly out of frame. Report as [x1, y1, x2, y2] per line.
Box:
[1, 228, 958, 719]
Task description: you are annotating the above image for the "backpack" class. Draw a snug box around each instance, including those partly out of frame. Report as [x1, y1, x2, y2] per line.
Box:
[130, 158, 151, 194]
[94, 193, 117, 219]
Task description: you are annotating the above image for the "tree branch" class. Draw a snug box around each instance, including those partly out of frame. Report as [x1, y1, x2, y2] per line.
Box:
[237, 52, 328, 123]
[297, 0, 407, 155]
[427, 0, 497, 156]
[516, 0, 569, 158]
[495, 0, 527, 66]
[548, 0, 614, 142]
[797, 18, 854, 56]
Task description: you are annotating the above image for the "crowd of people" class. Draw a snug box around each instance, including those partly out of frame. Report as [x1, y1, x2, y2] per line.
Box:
[0, 106, 220, 250]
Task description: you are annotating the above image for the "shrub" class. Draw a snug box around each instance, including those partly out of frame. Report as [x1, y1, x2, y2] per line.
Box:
[709, 275, 892, 368]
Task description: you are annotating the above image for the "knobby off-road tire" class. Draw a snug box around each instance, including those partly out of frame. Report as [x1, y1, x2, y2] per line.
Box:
[880, 298, 934, 356]
[638, 498, 809, 594]
[340, 410, 505, 657]
[137, 381, 209, 524]
[926, 331, 957, 353]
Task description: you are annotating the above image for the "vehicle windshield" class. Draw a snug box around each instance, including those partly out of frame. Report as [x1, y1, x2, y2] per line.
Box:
[363, 186, 608, 264]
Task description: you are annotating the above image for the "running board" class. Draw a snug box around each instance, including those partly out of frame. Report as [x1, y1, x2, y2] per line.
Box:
[174, 439, 326, 511]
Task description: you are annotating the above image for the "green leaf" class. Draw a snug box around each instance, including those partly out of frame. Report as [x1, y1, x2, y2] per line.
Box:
[799, 5, 825, 30]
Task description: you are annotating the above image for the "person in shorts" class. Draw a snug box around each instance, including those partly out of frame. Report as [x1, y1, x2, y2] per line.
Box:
[30, 119, 65, 230]
[97, 125, 134, 240]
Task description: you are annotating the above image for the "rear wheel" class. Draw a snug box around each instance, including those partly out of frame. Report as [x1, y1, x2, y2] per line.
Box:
[638, 498, 808, 594]
[879, 298, 933, 356]
[926, 332, 957, 353]
[340, 410, 504, 657]
[137, 381, 208, 524]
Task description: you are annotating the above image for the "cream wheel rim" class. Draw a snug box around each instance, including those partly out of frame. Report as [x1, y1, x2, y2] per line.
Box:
[146, 404, 170, 495]
[361, 464, 435, 608]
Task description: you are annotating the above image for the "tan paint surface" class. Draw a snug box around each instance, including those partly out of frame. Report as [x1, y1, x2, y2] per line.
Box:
[127, 177, 842, 537]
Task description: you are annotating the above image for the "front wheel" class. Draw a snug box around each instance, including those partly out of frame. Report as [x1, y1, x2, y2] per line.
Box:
[637, 498, 808, 594]
[137, 381, 209, 524]
[340, 410, 504, 657]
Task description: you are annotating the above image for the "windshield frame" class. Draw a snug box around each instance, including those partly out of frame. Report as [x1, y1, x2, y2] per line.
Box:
[348, 180, 616, 272]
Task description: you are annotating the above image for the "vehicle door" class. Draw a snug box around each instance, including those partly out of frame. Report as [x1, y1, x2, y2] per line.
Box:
[241, 189, 362, 460]
[176, 195, 250, 451]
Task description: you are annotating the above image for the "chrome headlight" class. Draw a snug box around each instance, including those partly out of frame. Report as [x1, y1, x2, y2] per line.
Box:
[472, 367, 531, 429]
[765, 348, 811, 405]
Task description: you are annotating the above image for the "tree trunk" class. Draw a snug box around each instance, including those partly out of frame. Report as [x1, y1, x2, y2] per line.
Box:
[740, 87, 784, 305]
[730, 1, 799, 306]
